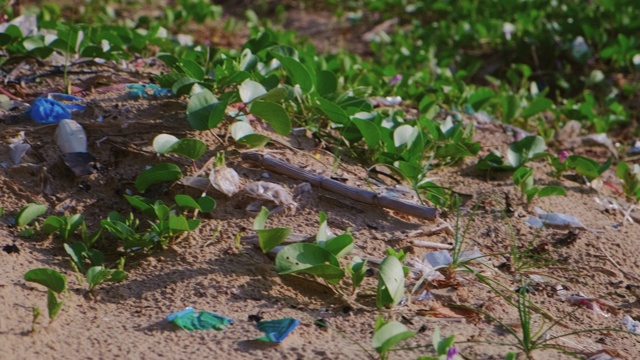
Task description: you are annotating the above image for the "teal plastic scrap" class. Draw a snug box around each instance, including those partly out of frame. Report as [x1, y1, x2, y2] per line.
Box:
[256, 318, 300, 343]
[126, 84, 173, 99]
[166, 307, 234, 331]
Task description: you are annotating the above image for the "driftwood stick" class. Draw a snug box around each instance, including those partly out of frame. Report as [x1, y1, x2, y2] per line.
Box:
[241, 152, 437, 221]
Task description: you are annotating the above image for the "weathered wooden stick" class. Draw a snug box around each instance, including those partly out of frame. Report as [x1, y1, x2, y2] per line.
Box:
[241, 152, 437, 221]
[412, 240, 453, 250]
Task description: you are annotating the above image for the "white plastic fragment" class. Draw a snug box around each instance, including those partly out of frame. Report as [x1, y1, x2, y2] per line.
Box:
[244, 181, 296, 208]
[179, 176, 210, 191]
[622, 315, 640, 334]
[526, 207, 586, 230]
[55, 119, 87, 154]
[424, 250, 453, 268]
[209, 166, 241, 196]
[8, 131, 30, 164]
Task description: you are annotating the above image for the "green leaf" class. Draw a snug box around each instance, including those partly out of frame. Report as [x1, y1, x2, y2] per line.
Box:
[24, 268, 67, 293]
[257, 227, 291, 253]
[275, 243, 344, 284]
[171, 76, 200, 96]
[316, 70, 337, 96]
[239, 48, 259, 71]
[393, 125, 419, 147]
[42, 216, 64, 235]
[257, 87, 288, 103]
[63, 242, 88, 273]
[537, 186, 567, 198]
[239, 79, 267, 103]
[152, 134, 179, 154]
[253, 206, 270, 230]
[178, 59, 205, 81]
[230, 121, 255, 140]
[377, 256, 405, 308]
[135, 163, 182, 193]
[124, 195, 154, 215]
[186, 88, 219, 130]
[348, 257, 367, 289]
[249, 101, 291, 135]
[322, 233, 354, 258]
[506, 136, 547, 168]
[166, 138, 207, 160]
[16, 203, 47, 227]
[108, 269, 127, 282]
[174, 194, 200, 210]
[168, 215, 192, 231]
[47, 289, 63, 320]
[86, 266, 111, 290]
[317, 97, 349, 125]
[275, 55, 313, 92]
[236, 134, 271, 148]
[468, 87, 495, 111]
[523, 97, 553, 118]
[501, 94, 520, 123]
[196, 196, 216, 213]
[372, 321, 416, 354]
[352, 118, 381, 148]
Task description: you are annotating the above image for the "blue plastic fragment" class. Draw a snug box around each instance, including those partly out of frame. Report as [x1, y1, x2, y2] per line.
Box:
[30, 98, 71, 124]
[256, 318, 300, 343]
[30, 94, 86, 124]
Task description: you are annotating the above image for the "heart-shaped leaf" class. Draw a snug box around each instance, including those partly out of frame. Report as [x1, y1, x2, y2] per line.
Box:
[249, 101, 291, 135]
[372, 321, 416, 354]
[135, 163, 183, 193]
[257, 228, 291, 253]
[239, 79, 267, 103]
[24, 268, 67, 293]
[376, 256, 405, 308]
[275, 243, 344, 284]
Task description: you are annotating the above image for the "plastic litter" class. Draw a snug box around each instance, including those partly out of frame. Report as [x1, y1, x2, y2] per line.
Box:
[209, 166, 241, 196]
[526, 207, 585, 230]
[244, 181, 296, 209]
[256, 318, 300, 343]
[54, 119, 97, 176]
[556, 290, 614, 317]
[8, 131, 30, 165]
[126, 84, 172, 99]
[55, 119, 88, 154]
[30, 94, 86, 124]
[167, 307, 234, 331]
[621, 315, 640, 334]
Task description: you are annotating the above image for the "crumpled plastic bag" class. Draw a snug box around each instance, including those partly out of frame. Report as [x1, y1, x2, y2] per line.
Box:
[167, 307, 233, 331]
[244, 181, 296, 209]
[30, 94, 85, 124]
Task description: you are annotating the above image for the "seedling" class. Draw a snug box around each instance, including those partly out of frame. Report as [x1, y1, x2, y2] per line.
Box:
[101, 194, 210, 251]
[477, 136, 548, 171]
[253, 206, 291, 253]
[372, 316, 416, 360]
[42, 214, 84, 241]
[616, 161, 640, 202]
[512, 167, 566, 205]
[274, 212, 353, 285]
[24, 268, 67, 321]
[551, 155, 612, 182]
[64, 241, 126, 291]
[418, 326, 463, 360]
